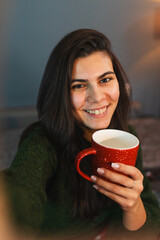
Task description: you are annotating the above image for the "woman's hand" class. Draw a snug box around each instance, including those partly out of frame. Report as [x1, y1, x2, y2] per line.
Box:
[91, 163, 147, 230]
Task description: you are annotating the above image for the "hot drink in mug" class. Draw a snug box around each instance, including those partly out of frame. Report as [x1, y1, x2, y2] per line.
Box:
[75, 129, 139, 182]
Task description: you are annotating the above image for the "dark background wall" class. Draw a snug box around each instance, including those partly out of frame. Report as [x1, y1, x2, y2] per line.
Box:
[1, 0, 160, 117]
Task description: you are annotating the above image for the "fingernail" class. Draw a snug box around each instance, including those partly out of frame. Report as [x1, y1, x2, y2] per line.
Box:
[97, 168, 105, 174]
[95, 235, 101, 240]
[111, 163, 120, 169]
[93, 184, 98, 190]
[91, 175, 97, 182]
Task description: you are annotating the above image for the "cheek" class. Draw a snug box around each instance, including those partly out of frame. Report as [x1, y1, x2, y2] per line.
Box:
[108, 82, 120, 102]
[71, 92, 85, 110]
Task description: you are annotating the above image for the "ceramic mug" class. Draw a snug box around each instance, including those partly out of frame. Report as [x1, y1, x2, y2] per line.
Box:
[75, 129, 139, 182]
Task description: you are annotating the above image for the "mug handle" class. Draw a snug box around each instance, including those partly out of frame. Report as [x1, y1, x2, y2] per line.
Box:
[75, 148, 97, 182]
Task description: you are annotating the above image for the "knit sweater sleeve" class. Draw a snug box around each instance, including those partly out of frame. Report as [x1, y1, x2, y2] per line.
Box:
[1, 126, 57, 231]
[128, 125, 160, 232]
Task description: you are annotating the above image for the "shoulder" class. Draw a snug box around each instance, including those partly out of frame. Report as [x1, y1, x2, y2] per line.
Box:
[11, 122, 58, 173]
[19, 122, 53, 151]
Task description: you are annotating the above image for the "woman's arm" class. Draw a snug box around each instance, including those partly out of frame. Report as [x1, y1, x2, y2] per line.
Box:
[91, 162, 146, 231]
[91, 125, 160, 234]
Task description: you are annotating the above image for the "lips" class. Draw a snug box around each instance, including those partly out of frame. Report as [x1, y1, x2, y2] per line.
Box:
[85, 106, 108, 116]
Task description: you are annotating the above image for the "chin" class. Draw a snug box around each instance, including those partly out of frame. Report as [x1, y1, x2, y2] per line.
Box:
[87, 123, 111, 131]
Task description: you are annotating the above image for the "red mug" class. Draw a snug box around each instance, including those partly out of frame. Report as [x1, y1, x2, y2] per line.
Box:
[75, 129, 139, 182]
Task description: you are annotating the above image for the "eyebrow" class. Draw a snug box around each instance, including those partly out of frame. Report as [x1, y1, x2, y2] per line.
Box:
[71, 71, 115, 83]
[97, 71, 115, 80]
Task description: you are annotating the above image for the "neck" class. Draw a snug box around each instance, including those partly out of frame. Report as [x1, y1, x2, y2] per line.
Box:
[81, 126, 96, 142]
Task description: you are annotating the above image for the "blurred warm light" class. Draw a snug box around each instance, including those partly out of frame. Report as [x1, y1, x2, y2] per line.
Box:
[154, 8, 160, 38]
[128, 45, 160, 75]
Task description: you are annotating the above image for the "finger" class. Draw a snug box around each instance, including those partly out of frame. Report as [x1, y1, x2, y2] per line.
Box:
[111, 163, 144, 181]
[93, 184, 136, 210]
[97, 168, 134, 188]
[91, 175, 138, 200]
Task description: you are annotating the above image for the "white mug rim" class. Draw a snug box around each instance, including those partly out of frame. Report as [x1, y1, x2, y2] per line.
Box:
[92, 129, 139, 150]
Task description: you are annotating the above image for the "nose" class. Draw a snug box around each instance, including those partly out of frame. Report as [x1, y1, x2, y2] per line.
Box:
[86, 85, 105, 103]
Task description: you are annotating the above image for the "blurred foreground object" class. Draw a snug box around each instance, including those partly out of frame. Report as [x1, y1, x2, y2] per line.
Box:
[0, 176, 18, 240]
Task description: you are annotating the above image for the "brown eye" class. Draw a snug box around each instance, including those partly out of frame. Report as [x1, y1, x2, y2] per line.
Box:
[71, 84, 85, 89]
[100, 77, 111, 83]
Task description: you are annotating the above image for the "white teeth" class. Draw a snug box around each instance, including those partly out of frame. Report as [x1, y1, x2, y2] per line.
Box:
[95, 110, 99, 115]
[100, 109, 103, 114]
[86, 107, 106, 115]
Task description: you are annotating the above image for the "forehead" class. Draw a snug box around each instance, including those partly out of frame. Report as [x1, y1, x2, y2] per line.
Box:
[72, 51, 114, 79]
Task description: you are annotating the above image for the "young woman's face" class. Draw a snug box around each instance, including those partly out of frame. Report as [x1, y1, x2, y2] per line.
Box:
[71, 51, 120, 130]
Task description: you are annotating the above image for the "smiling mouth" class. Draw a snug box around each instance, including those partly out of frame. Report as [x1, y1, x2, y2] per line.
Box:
[84, 106, 108, 115]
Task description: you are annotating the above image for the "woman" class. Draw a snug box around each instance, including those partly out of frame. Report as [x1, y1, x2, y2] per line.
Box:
[2, 29, 160, 239]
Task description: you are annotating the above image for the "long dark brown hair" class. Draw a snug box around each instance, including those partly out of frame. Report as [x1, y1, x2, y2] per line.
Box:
[21, 29, 130, 220]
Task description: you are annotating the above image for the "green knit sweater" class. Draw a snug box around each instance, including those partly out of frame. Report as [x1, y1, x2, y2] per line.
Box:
[2, 124, 160, 239]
